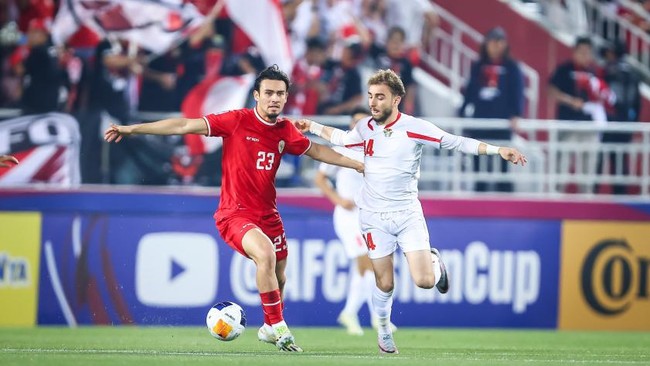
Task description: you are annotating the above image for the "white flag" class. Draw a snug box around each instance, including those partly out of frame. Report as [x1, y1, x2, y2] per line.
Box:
[224, 0, 294, 73]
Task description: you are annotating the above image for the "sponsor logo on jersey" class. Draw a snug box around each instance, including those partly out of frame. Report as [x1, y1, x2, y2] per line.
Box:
[246, 136, 260, 142]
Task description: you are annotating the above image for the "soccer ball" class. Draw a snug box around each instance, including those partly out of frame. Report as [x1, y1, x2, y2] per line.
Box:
[206, 301, 247, 341]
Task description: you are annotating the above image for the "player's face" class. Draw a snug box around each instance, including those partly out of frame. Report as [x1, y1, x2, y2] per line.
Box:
[368, 84, 400, 124]
[254, 79, 288, 120]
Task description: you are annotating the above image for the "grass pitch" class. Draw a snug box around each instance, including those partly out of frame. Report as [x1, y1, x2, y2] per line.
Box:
[1, 327, 649, 366]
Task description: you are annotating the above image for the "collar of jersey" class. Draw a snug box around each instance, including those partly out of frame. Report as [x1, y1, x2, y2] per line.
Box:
[254, 106, 278, 126]
[370, 112, 401, 130]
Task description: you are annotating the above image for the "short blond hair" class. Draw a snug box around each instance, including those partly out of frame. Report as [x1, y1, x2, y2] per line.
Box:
[367, 69, 406, 97]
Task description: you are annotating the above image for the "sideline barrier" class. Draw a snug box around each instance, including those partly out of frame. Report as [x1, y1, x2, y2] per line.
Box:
[0, 188, 649, 329]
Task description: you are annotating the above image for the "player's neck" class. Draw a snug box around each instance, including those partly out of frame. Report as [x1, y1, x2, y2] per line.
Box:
[254, 105, 278, 124]
[376, 110, 400, 126]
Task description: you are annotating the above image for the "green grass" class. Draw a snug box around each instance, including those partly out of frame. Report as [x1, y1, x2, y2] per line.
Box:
[1, 327, 649, 366]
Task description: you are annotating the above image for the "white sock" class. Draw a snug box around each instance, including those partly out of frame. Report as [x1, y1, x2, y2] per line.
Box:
[432, 251, 442, 286]
[372, 286, 393, 331]
[341, 261, 365, 316]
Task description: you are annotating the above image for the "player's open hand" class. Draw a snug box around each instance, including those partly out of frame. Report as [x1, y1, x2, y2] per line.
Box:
[499, 147, 527, 166]
[104, 124, 131, 143]
[0, 155, 19, 167]
[292, 119, 312, 133]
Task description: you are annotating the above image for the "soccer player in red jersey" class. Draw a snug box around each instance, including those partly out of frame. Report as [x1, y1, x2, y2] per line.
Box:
[104, 65, 364, 352]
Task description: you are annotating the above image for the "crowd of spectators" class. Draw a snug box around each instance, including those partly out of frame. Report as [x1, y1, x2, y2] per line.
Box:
[0, 0, 645, 194]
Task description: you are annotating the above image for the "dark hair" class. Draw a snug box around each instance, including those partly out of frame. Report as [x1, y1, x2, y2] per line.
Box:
[574, 36, 593, 49]
[386, 26, 406, 41]
[254, 64, 290, 92]
[479, 28, 510, 62]
[306, 37, 326, 50]
[350, 106, 370, 117]
[600, 40, 626, 58]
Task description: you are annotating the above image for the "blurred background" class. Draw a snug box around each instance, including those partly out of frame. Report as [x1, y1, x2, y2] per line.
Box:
[0, 0, 649, 332]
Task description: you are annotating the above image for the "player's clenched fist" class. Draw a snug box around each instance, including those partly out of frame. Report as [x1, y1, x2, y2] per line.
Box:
[292, 119, 313, 133]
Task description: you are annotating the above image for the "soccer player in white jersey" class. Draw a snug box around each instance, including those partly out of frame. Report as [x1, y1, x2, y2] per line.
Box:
[314, 107, 396, 336]
[296, 69, 527, 354]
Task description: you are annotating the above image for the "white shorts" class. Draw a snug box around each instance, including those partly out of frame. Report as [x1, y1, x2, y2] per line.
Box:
[358, 204, 430, 260]
[333, 206, 368, 259]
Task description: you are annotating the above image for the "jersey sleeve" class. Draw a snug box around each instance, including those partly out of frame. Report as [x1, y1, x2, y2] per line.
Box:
[283, 121, 312, 155]
[406, 118, 480, 154]
[331, 122, 365, 148]
[203, 110, 243, 137]
[405, 118, 446, 148]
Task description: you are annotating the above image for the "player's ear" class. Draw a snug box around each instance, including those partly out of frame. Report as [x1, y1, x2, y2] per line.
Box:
[253, 89, 260, 102]
[393, 95, 402, 107]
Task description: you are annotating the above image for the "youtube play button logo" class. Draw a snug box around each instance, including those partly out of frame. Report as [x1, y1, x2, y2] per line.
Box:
[135, 232, 218, 307]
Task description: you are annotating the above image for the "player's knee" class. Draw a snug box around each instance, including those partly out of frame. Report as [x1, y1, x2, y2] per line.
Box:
[250, 249, 276, 272]
[375, 278, 394, 293]
[413, 274, 436, 289]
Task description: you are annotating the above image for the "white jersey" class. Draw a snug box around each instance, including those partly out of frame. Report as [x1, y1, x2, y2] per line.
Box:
[318, 146, 365, 200]
[336, 113, 480, 212]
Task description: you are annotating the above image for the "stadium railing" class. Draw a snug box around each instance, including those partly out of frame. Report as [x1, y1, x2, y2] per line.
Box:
[306, 115, 650, 199]
[421, 2, 540, 118]
[1, 110, 648, 199]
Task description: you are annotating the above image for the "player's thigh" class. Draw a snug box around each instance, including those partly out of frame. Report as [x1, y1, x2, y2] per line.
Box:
[216, 214, 261, 259]
[395, 207, 430, 254]
[404, 249, 435, 288]
[259, 212, 289, 261]
[359, 209, 397, 260]
[241, 228, 276, 265]
[333, 207, 367, 259]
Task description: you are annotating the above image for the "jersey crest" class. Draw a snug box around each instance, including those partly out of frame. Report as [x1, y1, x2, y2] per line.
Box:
[383, 128, 393, 137]
[278, 140, 285, 153]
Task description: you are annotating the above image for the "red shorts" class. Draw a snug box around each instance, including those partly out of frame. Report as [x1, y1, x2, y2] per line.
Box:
[215, 210, 288, 261]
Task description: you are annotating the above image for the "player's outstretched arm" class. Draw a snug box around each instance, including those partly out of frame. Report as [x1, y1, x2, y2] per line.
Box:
[306, 143, 364, 174]
[478, 143, 527, 166]
[0, 155, 19, 167]
[104, 117, 207, 143]
[293, 119, 350, 146]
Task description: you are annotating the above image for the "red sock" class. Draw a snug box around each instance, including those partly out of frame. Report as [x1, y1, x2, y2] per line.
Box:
[260, 289, 284, 325]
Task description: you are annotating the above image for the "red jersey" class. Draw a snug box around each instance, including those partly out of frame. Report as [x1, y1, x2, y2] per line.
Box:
[204, 108, 311, 216]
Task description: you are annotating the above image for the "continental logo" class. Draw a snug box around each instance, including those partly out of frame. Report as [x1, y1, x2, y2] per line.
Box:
[581, 239, 648, 316]
[560, 221, 650, 330]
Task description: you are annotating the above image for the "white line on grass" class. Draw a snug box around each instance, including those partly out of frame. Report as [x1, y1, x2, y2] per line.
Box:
[0, 348, 411, 360]
[1, 348, 648, 363]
